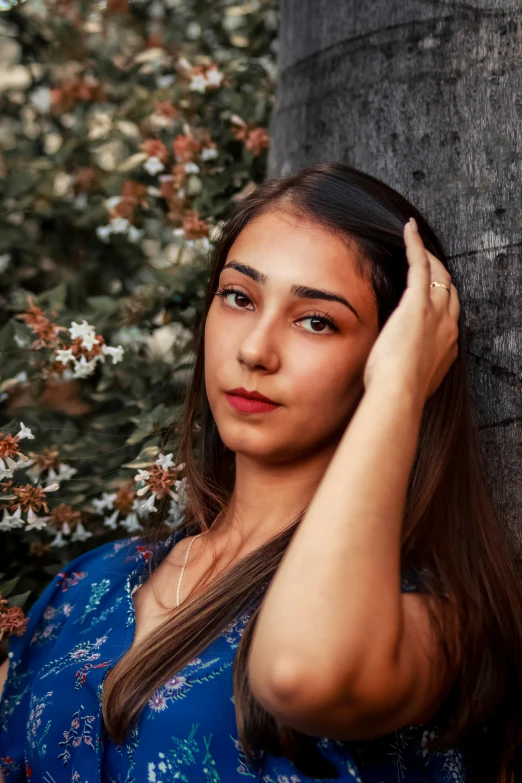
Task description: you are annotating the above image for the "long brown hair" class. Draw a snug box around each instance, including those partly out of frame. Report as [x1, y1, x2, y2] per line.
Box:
[102, 162, 522, 782]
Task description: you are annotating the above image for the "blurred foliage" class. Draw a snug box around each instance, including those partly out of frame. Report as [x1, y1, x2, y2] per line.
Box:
[0, 0, 279, 650]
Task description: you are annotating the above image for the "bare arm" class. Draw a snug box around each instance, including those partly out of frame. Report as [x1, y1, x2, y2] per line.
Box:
[248, 381, 457, 740]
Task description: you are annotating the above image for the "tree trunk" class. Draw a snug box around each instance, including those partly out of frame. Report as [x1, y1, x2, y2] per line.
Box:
[268, 0, 522, 548]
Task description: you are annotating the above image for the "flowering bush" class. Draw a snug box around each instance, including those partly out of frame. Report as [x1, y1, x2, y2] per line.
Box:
[0, 0, 279, 646]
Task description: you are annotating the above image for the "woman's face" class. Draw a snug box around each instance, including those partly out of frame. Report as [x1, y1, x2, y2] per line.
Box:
[204, 209, 380, 463]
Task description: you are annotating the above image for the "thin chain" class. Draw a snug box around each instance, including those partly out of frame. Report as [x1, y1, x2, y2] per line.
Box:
[176, 533, 206, 608]
[176, 512, 226, 608]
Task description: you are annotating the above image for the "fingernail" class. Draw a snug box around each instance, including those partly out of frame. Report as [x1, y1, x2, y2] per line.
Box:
[409, 217, 418, 233]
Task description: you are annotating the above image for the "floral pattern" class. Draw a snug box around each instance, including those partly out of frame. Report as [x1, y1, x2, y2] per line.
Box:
[26, 690, 53, 757]
[0, 530, 468, 782]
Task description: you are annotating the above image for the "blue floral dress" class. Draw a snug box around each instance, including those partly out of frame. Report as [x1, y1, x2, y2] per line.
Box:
[0, 527, 467, 782]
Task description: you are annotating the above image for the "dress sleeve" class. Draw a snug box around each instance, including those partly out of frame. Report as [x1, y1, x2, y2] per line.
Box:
[0, 541, 116, 781]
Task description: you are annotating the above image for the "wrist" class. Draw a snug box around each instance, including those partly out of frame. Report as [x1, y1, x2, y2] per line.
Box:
[364, 376, 426, 420]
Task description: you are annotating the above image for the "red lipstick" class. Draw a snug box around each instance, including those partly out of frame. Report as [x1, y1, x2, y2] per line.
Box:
[225, 387, 281, 414]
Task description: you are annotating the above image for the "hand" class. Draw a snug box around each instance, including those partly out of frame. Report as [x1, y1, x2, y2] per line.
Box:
[363, 218, 460, 405]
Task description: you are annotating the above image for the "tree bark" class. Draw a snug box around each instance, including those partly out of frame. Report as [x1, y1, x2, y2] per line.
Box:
[268, 0, 522, 547]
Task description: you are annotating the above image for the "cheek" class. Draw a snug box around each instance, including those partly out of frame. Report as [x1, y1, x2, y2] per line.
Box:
[288, 349, 361, 411]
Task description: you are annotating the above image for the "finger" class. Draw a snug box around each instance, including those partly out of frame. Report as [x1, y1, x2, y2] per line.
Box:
[426, 250, 452, 287]
[404, 218, 431, 296]
[448, 283, 461, 323]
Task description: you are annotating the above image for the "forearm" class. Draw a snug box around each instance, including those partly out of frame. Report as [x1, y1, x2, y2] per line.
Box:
[249, 381, 425, 701]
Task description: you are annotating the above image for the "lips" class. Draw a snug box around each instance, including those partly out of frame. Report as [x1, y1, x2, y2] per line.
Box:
[225, 387, 280, 405]
[225, 393, 281, 414]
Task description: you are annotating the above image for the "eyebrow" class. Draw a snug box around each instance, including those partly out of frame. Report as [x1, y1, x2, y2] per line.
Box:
[221, 261, 361, 321]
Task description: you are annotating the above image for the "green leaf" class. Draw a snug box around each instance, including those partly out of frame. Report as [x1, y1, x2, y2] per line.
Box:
[86, 296, 120, 317]
[122, 443, 160, 469]
[38, 282, 68, 311]
[0, 576, 20, 599]
[9, 591, 31, 610]
[125, 417, 156, 445]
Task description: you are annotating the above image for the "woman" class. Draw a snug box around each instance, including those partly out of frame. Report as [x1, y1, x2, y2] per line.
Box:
[1, 162, 521, 783]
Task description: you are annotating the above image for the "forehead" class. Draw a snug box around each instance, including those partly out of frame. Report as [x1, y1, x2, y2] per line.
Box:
[225, 210, 376, 319]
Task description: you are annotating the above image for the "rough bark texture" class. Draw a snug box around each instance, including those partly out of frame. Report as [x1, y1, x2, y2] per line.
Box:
[268, 0, 522, 547]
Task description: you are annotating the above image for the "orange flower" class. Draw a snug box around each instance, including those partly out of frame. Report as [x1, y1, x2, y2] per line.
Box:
[111, 180, 150, 222]
[0, 606, 29, 638]
[26, 446, 60, 473]
[0, 432, 22, 461]
[113, 483, 137, 515]
[244, 127, 270, 156]
[154, 99, 178, 120]
[52, 76, 106, 112]
[16, 298, 67, 350]
[49, 503, 82, 531]
[172, 134, 200, 163]
[182, 209, 209, 240]
[13, 484, 51, 514]
[106, 0, 129, 12]
[140, 139, 169, 162]
[143, 463, 180, 500]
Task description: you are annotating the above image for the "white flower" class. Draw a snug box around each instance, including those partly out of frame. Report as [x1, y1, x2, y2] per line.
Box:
[17, 422, 35, 440]
[72, 355, 98, 379]
[134, 469, 151, 483]
[0, 458, 15, 481]
[49, 531, 67, 548]
[155, 453, 176, 470]
[189, 73, 208, 93]
[71, 521, 93, 542]
[30, 86, 51, 114]
[110, 217, 131, 234]
[143, 156, 165, 175]
[55, 348, 75, 365]
[105, 196, 122, 210]
[121, 512, 143, 533]
[205, 65, 224, 88]
[25, 506, 51, 531]
[43, 483, 60, 493]
[0, 506, 24, 531]
[133, 494, 158, 518]
[127, 225, 144, 243]
[156, 74, 175, 88]
[200, 147, 218, 161]
[103, 509, 120, 530]
[184, 162, 200, 174]
[165, 499, 184, 528]
[91, 492, 117, 514]
[96, 224, 113, 242]
[0, 253, 11, 273]
[101, 345, 124, 364]
[69, 319, 97, 343]
[46, 463, 78, 484]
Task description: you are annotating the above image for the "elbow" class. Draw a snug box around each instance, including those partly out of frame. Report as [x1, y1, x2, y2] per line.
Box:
[247, 654, 311, 718]
[248, 648, 411, 737]
[247, 653, 355, 724]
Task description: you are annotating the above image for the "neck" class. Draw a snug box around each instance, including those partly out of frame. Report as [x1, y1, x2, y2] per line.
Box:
[209, 440, 341, 550]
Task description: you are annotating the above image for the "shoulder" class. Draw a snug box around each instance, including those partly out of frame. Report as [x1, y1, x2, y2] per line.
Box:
[5, 535, 148, 658]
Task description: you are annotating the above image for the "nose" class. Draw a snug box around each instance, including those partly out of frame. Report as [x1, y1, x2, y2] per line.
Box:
[236, 316, 280, 373]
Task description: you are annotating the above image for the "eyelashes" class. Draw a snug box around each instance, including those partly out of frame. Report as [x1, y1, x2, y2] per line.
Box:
[214, 285, 340, 335]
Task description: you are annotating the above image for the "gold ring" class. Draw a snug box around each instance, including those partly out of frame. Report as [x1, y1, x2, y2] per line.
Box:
[430, 281, 450, 292]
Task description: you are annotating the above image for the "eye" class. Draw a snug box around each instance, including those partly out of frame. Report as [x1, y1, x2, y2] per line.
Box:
[215, 286, 253, 310]
[215, 286, 339, 335]
[296, 313, 339, 335]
